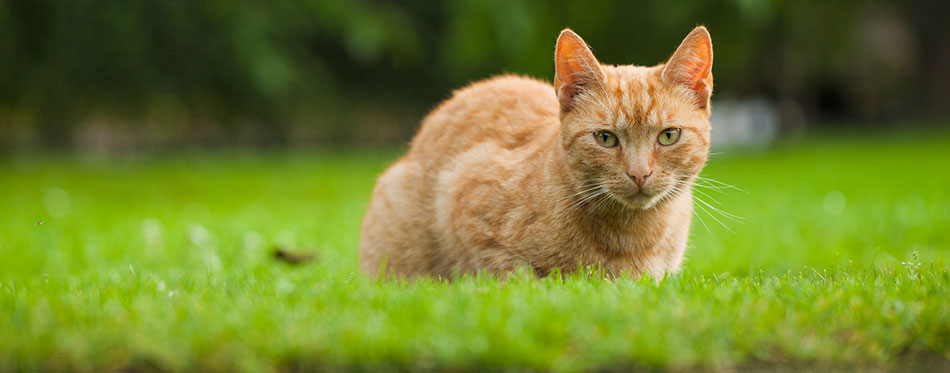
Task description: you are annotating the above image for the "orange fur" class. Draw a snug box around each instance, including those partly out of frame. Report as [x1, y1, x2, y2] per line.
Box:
[360, 27, 714, 279]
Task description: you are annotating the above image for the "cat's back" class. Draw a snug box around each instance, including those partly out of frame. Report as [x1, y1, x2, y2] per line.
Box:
[407, 75, 560, 164]
[359, 75, 559, 276]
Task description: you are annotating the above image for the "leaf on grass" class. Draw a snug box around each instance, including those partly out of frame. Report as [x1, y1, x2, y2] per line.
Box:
[272, 246, 316, 265]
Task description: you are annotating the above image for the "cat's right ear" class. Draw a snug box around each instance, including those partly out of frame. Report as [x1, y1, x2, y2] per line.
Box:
[662, 27, 714, 110]
[555, 29, 605, 112]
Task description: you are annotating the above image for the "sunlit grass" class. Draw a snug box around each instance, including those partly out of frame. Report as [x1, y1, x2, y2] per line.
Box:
[1, 132, 948, 370]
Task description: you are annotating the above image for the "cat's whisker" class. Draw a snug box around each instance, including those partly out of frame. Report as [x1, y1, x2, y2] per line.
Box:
[557, 184, 607, 221]
[666, 182, 688, 197]
[656, 190, 675, 209]
[667, 182, 685, 193]
[694, 175, 747, 193]
[691, 187, 722, 205]
[557, 178, 600, 193]
[658, 190, 677, 206]
[691, 183, 729, 194]
[690, 201, 714, 236]
[586, 192, 612, 218]
[572, 183, 604, 204]
[692, 195, 743, 221]
[691, 198, 742, 235]
[660, 185, 680, 198]
[560, 195, 588, 218]
[557, 185, 601, 204]
[663, 177, 739, 233]
[553, 181, 603, 205]
[607, 193, 623, 212]
[692, 180, 732, 190]
[565, 192, 605, 222]
[651, 179, 691, 209]
[692, 195, 734, 233]
[578, 188, 606, 208]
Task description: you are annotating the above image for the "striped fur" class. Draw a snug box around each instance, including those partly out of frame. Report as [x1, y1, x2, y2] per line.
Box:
[360, 27, 714, 279]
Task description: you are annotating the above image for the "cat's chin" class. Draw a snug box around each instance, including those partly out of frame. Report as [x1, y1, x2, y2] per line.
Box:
[611, 192, 662, 210]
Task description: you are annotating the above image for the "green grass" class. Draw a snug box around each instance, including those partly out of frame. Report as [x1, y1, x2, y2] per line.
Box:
[1, 132, 949, 371]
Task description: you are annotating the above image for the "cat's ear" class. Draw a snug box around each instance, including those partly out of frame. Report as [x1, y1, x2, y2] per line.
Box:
[554, 29, 605, 112]
[662, 26, 714, 109]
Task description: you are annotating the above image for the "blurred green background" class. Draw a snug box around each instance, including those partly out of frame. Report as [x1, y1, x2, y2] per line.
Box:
[1, 0, 948, 151]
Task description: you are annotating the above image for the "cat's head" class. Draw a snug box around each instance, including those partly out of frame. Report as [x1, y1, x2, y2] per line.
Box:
[554, 27, 713, 210]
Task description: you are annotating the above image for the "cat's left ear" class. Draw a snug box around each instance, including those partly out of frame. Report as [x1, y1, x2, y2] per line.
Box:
[554, 29, 605, 112]
[662, 26, 714, 110]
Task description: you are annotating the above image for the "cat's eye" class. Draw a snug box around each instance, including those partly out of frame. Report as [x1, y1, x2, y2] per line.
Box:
[658, 128, 681, 146]
[593, 130, 618, 148]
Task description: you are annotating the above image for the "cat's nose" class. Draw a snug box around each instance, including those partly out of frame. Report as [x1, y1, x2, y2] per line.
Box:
[628, 170, 653, 188]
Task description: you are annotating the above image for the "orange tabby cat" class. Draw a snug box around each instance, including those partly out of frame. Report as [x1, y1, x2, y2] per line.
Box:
[360, 27, 713, 279]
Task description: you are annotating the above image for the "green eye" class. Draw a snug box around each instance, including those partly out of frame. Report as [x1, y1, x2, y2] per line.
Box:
[658, 128, 681, 146]
[593, 130, 618, 148]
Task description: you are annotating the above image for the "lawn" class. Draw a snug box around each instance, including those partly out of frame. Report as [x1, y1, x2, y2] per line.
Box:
[1, 131, 949, 371]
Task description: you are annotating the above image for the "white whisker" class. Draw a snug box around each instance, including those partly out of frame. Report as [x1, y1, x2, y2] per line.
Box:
[693, 195, 743, 221]
[692, 195, 733, 233]
[691, 200, 713, 236]
[694, 175, 747, 193]
[691, 187, 722, 205]
[554, 180, 607, 222]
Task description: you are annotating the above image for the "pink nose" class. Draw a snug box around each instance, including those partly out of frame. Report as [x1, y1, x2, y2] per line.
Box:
[628, 170, 652, 187]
